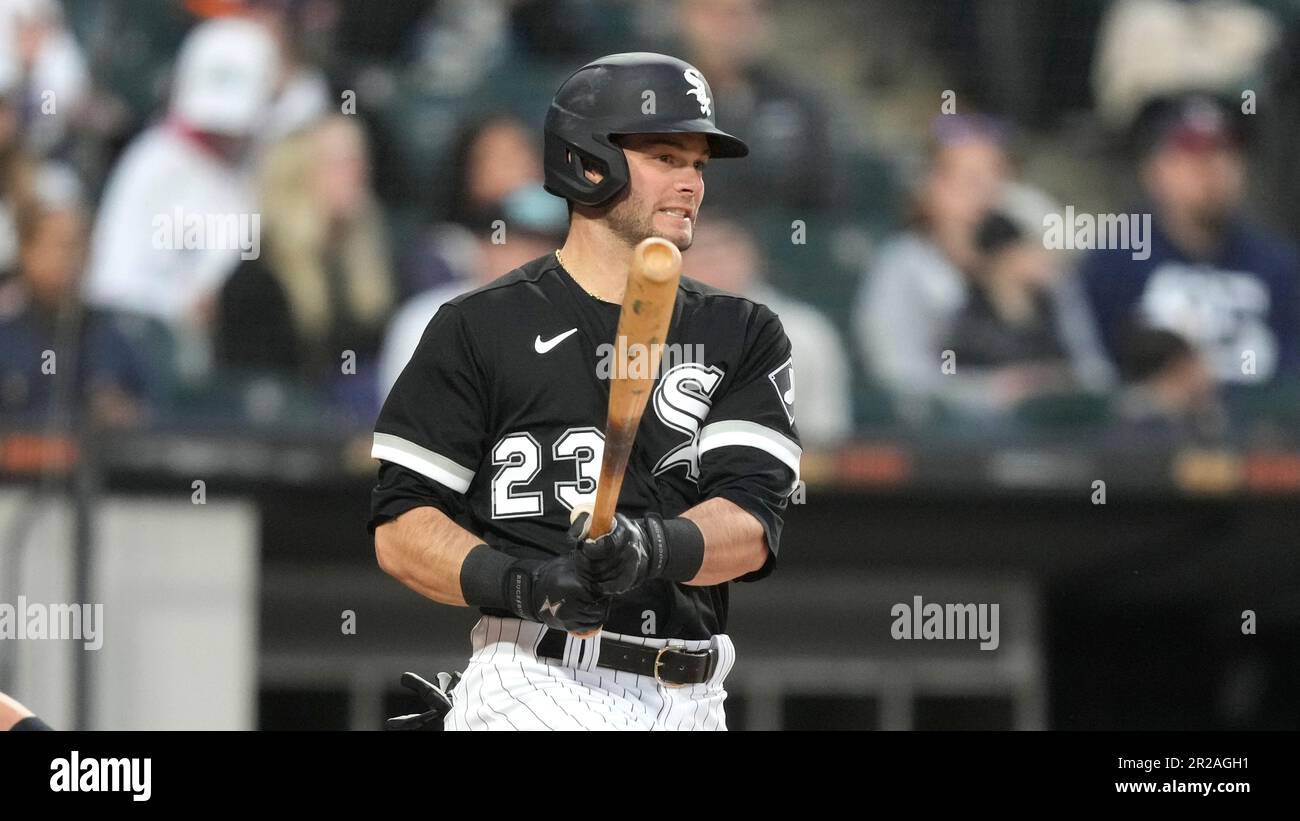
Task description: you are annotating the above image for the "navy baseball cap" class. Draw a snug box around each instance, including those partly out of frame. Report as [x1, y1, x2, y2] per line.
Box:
[1132, 94, 1245, 158]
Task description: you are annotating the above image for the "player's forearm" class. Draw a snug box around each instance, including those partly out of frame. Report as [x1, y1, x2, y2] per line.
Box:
[374, 506, 482, 606]
[679, 497, 768, 586]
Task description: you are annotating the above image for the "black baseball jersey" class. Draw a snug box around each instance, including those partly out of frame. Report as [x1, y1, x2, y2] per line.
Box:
[369, 252, 801, 640]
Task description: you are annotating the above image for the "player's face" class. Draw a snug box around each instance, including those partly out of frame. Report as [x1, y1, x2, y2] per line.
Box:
[608, 133, 709, 250]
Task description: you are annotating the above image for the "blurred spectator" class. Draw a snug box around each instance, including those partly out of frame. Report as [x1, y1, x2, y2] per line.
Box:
[81, 17, 279, 382]
[0, 166, 149, 426]
[1111, 325, 1226, 441]
[854, 115, 1111, 422]
[399, 0, 505, 97]
[217, 115, 394, 398]
[0, 47, 36, 276]
[852, 115, 1008, 419]
[0, 0, 91, 158]
[243, 0, 336, 140]
[442, 114, 542, 230]
[379, 183, 565, 402]
[671, 0, 838, 210]
[1079, 94, 1300, 387]
[406, 113, 545, 295]
[941, 211, 1082, 414]
[1092, 0, 1279, 131]
[683, 216, 851, 446]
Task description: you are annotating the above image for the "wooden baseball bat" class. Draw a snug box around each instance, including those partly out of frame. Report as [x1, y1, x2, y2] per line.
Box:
[570, 236, 682, 637]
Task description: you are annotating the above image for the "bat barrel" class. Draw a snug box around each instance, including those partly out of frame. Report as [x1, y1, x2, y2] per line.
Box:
[635, 238, 683, 284]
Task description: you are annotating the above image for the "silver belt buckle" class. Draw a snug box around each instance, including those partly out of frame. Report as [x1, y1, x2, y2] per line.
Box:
[654, 646, 692, 689]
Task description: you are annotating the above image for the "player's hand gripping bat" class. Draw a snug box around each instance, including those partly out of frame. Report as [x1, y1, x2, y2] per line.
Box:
[569, 237, 682, 638]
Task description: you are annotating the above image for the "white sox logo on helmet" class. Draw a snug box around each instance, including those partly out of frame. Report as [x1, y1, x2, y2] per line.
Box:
[684, 69, 712, 117]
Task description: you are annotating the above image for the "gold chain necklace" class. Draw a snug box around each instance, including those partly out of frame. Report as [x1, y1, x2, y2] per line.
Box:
[555, 248, 606, 301]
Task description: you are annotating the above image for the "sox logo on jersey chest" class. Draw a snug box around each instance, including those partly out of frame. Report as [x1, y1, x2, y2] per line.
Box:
[652, 362, 726, 482]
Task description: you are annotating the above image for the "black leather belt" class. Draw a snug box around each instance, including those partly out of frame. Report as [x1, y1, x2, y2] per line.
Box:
[535, 629, 715, 688]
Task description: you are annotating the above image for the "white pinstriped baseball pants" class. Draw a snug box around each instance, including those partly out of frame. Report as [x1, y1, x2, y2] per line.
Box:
[444, 616, 737, 731]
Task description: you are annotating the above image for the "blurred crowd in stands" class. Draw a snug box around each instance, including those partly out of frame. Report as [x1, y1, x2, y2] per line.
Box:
[1, 0, 1298, 450]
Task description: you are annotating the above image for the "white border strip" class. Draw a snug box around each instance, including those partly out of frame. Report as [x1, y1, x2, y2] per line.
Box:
[372, 432, 475, 494]
[698, 420, 801, 481]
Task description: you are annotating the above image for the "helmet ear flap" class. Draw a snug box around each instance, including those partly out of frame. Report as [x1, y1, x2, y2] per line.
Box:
[544, 129, 629, 207]
[567, 147, 607, 184]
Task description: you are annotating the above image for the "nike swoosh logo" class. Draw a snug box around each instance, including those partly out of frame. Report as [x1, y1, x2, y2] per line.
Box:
[534, 328, 578, 354]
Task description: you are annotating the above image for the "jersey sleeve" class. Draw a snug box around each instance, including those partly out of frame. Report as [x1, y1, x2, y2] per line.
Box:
[698, 304, 802, 582]
[368, 303, 487, 533]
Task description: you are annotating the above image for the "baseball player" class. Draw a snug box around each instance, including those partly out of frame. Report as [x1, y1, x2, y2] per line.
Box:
[370, 52, 801, 731]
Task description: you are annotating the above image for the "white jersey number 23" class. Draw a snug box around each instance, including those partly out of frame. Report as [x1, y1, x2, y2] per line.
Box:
[490, 427, 605, 519]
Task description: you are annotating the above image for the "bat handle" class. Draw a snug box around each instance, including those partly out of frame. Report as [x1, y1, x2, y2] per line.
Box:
[570, 504, 607, 640]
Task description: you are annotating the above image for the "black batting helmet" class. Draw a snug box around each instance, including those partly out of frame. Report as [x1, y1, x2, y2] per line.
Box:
[543, 52, 748, 207]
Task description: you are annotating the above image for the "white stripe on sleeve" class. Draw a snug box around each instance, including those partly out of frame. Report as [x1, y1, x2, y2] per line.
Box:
[372, 432, 476, 493]
[698, 420, 801, 482]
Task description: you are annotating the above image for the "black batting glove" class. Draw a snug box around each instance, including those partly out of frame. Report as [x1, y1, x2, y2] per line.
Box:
[505, 552, 611, 633]
[569, 511, 660, 596]
[384, 671, 461, 731]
